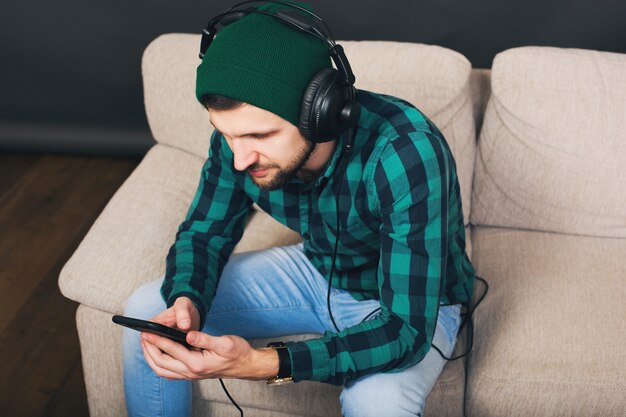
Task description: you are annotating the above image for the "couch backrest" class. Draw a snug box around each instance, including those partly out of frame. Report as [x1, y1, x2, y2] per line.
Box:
[471, 46, 626, 238]
[142, 34, 478, 226]
[142, 34, 211, 157]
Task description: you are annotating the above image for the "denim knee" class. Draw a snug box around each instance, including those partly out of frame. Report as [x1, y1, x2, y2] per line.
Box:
[340, 375, 424, 417]
[123, 277, 167, 320]
[122, 278, 166, 366]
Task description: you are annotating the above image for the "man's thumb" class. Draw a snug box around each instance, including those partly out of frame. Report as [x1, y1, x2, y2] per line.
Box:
[187, 332, 232, 354]
[187, 331, 211, 349]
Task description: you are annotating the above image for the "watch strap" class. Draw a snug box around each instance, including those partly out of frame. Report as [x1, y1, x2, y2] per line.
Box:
[266, 342, 292, 380]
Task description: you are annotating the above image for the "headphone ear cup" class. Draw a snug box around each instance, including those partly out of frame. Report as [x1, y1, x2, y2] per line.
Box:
[299, 68, 344, 143]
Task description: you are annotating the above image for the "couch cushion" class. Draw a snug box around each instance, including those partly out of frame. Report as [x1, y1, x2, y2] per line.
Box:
[467, 226, 626, 417]
[142, 35, 477, 226]
[471, 46, 626, 237]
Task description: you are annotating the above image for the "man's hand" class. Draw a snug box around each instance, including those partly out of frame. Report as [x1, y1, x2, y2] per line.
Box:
[150, 296, 201, 332]
[140, 330, 279, 381]
[140, 296, 279, 381]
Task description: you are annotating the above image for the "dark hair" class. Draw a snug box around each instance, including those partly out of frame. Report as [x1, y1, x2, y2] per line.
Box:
[200, 94, 245, 111]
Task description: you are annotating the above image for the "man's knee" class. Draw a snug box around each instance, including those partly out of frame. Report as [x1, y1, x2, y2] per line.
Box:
[123, 278, 167, 319]
[340, 374, 425, 417]
[217, 251, 277, 296]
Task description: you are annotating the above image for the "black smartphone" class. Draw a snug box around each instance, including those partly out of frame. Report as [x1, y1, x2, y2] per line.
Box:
[112, 315, 193, 349]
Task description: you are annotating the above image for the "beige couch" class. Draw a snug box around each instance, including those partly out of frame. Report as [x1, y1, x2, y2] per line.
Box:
[58, 34, 626, 417]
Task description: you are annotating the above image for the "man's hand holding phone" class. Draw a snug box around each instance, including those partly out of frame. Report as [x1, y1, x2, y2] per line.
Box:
[116, 296, 280, 381]
[112, 296, 201, 349]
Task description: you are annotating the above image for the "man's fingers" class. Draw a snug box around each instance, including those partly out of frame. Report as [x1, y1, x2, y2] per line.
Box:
[174, 298, 193, 330]
[151, 308, 177, 327]
[142, 333, 213, 378]
[141, 340, 188, 380]
[142, 332, 189, 359]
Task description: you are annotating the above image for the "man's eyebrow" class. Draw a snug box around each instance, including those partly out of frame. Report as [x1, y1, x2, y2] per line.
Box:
[209, 120, 279, 138]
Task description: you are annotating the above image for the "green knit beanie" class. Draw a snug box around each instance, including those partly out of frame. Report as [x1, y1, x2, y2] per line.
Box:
[195, 2, 332, 126]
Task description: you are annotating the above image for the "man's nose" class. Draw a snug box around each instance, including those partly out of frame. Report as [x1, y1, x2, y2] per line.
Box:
[231, 138, 259, 171]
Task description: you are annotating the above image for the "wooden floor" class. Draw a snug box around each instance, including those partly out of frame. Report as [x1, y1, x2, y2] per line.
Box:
[0, 152, 140, 417]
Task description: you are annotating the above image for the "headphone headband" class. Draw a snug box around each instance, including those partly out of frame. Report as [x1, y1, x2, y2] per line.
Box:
[201, 10, 331, 55]
[200, 2, 334, 58]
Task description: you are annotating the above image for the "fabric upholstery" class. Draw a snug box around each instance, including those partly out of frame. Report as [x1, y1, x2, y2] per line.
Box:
[59, 145, 204, 312]
[76, 305, 126, 417]
[468, 68, 491, 135]
[142, 34, 212, 158]
[466, 226, 626, 417]
[471, 46, 626, 237]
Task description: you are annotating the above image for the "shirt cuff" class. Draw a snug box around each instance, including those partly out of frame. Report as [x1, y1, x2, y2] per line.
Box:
[286, 338, 332, 383]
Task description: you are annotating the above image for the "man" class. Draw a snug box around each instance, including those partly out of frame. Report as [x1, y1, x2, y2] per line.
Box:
[122, 2, 476, 416]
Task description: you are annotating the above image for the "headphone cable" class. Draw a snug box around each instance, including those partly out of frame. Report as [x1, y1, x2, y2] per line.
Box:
[326, 127, 354, 333]
[218, 378, 243, 417]
[430, 276, 489, 361]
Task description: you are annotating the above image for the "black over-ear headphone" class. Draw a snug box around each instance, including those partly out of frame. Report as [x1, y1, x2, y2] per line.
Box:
[199, 0, 361, 144]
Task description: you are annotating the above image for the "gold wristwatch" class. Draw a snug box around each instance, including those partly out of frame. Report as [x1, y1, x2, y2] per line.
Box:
[265, 342, 294, 385]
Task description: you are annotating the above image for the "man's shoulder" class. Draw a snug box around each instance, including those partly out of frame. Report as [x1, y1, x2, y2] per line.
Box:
[355, 90, 436, 139]
[354, 90, 450, 168]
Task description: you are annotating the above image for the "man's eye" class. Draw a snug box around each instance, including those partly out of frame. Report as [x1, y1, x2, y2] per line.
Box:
[250, 134, 268, 139]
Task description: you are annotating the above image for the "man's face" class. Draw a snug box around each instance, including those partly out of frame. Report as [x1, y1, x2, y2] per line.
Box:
[209, 103, 315, 191]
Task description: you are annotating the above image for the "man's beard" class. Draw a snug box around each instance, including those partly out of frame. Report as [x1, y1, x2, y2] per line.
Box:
[248, 139, 316, 191]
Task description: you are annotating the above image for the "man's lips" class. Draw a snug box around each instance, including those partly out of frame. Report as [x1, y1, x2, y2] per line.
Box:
[248, 167, 270, 178]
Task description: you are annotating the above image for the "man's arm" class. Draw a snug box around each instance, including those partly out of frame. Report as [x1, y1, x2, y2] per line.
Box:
[287, 130, 452, 385]
[160, 132, 252, 329]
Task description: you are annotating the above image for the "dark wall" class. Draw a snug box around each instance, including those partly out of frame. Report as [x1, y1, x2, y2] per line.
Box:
[1, 0, 625, 156]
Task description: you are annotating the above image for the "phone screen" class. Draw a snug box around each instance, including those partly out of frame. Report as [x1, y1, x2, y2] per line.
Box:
[112, 315, 193, 349]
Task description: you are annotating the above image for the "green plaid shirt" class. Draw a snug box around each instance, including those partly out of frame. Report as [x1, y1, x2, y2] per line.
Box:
[161, 90, 476, 385]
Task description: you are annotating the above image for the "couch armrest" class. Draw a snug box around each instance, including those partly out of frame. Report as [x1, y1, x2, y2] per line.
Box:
[59, 144, 302, 314]
[59, 145, 203, 313]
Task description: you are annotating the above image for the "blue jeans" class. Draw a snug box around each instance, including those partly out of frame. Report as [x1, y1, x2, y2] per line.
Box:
[123, 244, 461, 417]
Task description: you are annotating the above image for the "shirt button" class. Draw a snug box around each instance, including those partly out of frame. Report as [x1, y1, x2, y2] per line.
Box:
[302, 233, 310, 240]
